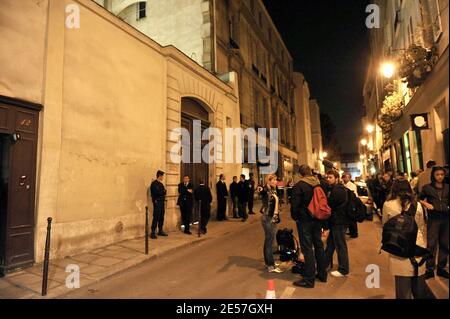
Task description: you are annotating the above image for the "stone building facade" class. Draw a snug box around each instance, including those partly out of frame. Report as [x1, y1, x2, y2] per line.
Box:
[362, 0, 449, 175]
[94, 0, 298, 184]
[0, 0, 241, 271]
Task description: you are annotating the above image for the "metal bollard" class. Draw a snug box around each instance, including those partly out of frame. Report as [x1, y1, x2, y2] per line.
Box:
[198, 200, 202, 238]
[41, 217, 52, 296]
[145, 206, 149, 255]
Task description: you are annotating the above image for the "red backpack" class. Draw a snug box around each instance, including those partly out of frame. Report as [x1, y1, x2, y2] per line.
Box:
[307, 186, 331, 220]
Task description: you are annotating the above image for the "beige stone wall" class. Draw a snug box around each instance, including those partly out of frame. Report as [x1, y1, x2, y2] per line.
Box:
[1, 0, 240, 261]
[293, 73, 314, 168]
[0, 0, 48, 104]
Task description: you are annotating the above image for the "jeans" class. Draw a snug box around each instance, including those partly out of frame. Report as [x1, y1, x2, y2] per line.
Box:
[261, 214, 277, 267]
[238, 200, 248, 220]
[325, 225, 350, 275]
[296, 219, 327, 284]
[427, 217, 449, 271]
[395, 275, 434, 299]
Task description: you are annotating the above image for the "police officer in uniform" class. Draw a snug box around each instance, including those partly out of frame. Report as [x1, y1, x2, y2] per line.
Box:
[216, 174, 229, 221]
[194, 179, 213, 234]
[150, 170, 168, 239]
[177, 175, 194, 235]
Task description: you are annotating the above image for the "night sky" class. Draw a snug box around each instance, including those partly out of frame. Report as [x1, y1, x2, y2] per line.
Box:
[263, 0, 370, 154]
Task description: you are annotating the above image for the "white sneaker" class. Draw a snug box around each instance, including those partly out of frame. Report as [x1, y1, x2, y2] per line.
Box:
[268, 266, 284, 273]
[330, 271, 348, 278]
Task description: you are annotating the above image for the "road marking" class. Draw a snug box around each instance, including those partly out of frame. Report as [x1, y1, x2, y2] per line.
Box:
[279, 286, 296, 299]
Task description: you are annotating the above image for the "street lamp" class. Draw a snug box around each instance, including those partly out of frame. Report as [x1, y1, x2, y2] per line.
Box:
[360, 138, 368, 146]
[381, 62, 395, 79]
[366, 124, 374, 134]
[322, 152, 328, 158]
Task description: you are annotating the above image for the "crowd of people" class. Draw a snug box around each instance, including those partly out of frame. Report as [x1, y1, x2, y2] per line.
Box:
[147, 160, 448, 299]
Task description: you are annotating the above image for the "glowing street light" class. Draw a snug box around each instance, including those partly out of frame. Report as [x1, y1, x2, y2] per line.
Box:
[366, 124, 374, 134]
[322, 152, 328, 158]
[333, 162, 338, 167]
[381, 62, 395, 79]
[360, 139, 368, 146]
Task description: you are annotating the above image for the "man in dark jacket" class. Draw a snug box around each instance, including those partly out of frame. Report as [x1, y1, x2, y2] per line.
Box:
[216, 174, 229, 221]
[324, 170, 350, 278]
[149, 170, 168, 239]
[237, 174, 249, 221]
[230, 176, 239, 218]
[379, 172, 393, 213]
[420, 166, 449, 279]
[195, 180, 213, 234]
[248, 173, 256, 214]
[291, 165, 328, 288]
[177, 175, 194, 235]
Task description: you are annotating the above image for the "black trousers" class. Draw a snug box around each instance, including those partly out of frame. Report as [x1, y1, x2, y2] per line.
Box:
[238, 200, 248, 220]
[180, 204, 192, 231]
[200, 206, 211, 231]
[394, 275, 434, 299]
[348, 221, 358, 237]
[151, 201, 165, 233]
[248, 191, 255, 213]
[217, 197, 227, 220]
[296, 219, 327, 284]
[325, 224, 350, 275]
[427, 217, 449, 271]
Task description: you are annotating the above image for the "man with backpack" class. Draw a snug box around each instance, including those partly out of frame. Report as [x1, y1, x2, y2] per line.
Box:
[290, 165, 328, 288]
[324, 170, 350, 278]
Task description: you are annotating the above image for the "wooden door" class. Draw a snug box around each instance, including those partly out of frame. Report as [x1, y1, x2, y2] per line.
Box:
[0, 100, 39, 272]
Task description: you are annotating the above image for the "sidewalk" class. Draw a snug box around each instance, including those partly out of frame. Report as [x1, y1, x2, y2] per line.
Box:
[0, 206, 262, 299]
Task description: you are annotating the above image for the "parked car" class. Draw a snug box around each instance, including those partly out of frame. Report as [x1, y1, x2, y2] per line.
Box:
[355, 181, 374, 221]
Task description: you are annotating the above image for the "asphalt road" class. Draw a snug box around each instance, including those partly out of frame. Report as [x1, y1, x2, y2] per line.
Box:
[64, 212, 396, 299]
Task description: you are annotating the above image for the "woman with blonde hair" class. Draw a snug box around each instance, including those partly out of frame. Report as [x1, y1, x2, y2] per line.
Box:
[259, 174, 283, 273]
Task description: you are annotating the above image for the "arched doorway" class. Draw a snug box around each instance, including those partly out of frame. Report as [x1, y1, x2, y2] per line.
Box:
[180, 98, 210, 222]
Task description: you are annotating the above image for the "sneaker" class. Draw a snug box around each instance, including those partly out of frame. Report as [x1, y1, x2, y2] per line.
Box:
[267, 266, 283, 273]
[158, 231, 168, 237]
[437, 269, 449, 279]
[330, 271, 348, 278]
[425, 270, 435, 280]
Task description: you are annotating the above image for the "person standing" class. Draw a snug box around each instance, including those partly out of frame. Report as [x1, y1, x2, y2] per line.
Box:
[195, 179, 213, 234]
[325, 170, 350, 278]
[417, 160, 436, 193]
[230, 176, 239, 218]
[420, 166, 449, 279]
[379, 172, 393, 214]
[291, 165, 328, 288]
[149, 170, 168, 239]
[248, 173, 256, 215]
[342, 173, 359, 239]
[177, 175, 194, 235]
[216, 174, 229, 221]
[383, 180, 433, 299]
[260, 174, 283, 273]
[237, 174, 249, 221]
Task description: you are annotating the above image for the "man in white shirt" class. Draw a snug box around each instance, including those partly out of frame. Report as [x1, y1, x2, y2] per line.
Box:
[342, 173, 358, 238]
